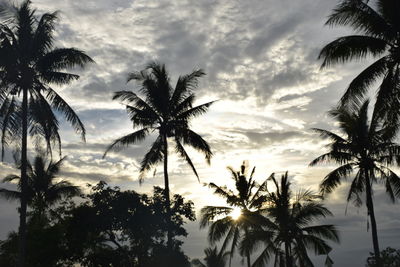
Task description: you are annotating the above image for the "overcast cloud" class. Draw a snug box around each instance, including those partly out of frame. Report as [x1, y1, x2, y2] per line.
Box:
[0, 0, 398, 266]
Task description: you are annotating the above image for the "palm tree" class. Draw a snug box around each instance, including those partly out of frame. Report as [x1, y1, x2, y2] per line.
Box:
[0, 154, 81, 217]
[103, 62, 213, 248]
[0, 2, 93, 266]
[319, 0, 400, 123]
[309, 100, 400, 266]
[200, 162, 267, 267]
[244, 172, 339, 267]
[191, 247, 231, 267]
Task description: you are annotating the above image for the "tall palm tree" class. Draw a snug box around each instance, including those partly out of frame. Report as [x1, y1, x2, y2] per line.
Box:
[103, 62, 213, 248]
[191, 247, 231, 267]
[200, 162, 267, 267]
[0, 154, 81, 217]
[319, 0, 400, 123]
[0, 2, 93, 266]
[243, 172, 339, 267]
[309, 100, 400, 266]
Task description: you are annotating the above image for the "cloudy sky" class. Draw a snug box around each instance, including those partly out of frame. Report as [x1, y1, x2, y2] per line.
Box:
[1, 0, 400, 266]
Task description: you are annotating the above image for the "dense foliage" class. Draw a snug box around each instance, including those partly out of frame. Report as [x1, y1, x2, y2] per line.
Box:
[0, 182, 195, 267]
[366, 247, 400, 267]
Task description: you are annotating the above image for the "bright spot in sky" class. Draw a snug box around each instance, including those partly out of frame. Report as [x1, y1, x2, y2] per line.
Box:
[230, 208, 242, 220]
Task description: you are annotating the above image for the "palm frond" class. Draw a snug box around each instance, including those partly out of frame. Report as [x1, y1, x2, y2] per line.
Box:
[31, 11, 58, 57]
[37, 47, 94, 71]
[302, 225, 340, 243]
[326, 0, 391, 38]
[174, 138, 199, 181]
[309, 151, 354, 166]
[40, 71, 79, 85]
[0, 96, 20, 159]
[249, 242, 277, 267]
[346, 170, 364, 207]
[0, 188, 20, 201]
[138, 135, 164, 183]
[113, 90, 160, 118]
[207, 183, 240, 206]
[320, 163, 354, 195]
[103, 128, 150, 158]
[200, 206, 233, 228]
[176, 100, 215, 121]
[28, 92, 61, 155]
[207, 216, 234, 244]
[47, 182, 81, 204]
[176, 129, 212, 164]
[171, 69, 206, 106]
[44, 86, 86, 141]
[319, 35, 387, 68]
[126, 105, 159, 127]
[375, 166, 400, 202]
[227, 226, 241, 261]
[300, 235, 333, 256]
[339, 56, 389, 106]
[294, 202, 333, 225]
[46, 156, 65, 177]
[191, 259, 206, 267]
[2, 174, 20, 183]
[372, 65, 400, 127]
[128, 62, 171, 116]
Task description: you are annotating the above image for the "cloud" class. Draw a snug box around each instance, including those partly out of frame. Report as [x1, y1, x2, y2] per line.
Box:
[0, 0, 398, 266]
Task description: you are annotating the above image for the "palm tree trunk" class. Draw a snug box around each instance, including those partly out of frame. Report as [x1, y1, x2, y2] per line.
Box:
[246, 252, 251, 267]
[243, 228, 251, 267]
[285, 242, 293, 267]
[163, 134, 172, 249]
[365, 171, 381, 267]
[18, 85, 28, 267]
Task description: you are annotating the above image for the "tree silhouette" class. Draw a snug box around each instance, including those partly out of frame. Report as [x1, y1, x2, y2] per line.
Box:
[0, 154, 81, 218]
[366, 247, 400, 267]
[243, 172, 339, 267]
[319, 0, 400, 123]
[104, 62, 213, 247]
[200, 162, 267, 267]
[310, 100, 400, 266]
[191, 247, 231, 267]
[0, 1, 93, 265]
[63, 182, 194, 267]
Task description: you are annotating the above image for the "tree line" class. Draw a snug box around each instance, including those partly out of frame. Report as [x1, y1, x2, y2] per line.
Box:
[1, 0, 400, 266]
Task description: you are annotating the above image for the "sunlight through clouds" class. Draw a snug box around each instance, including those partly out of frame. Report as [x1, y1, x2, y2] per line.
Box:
[1, 0, 399, 266]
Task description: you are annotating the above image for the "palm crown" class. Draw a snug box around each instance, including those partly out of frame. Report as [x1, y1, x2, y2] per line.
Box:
[191, 247, 231, 267]
[0, 155, 81, 216]
[310, 100, 400, 204]
[200, 162, 268, 267]
[310, 99, 400, 265]
[0, 0, 93, 155]
[104, 62, 213, 181]
[319, 0, 400, 122]
[244, 173, 339, 267]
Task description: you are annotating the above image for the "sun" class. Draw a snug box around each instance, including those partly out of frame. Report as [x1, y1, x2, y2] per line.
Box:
[230, 207, 242, 220]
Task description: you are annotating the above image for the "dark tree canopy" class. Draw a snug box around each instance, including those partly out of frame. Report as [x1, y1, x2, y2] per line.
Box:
[0, 181, 195, 267]
[366, 247, 400, 267]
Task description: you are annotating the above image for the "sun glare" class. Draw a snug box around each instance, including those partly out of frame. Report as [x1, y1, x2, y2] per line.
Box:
[230, 208, 242, 220]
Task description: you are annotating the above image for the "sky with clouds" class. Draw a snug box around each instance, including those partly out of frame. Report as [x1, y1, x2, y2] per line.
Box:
[1, 0, 400, 266]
